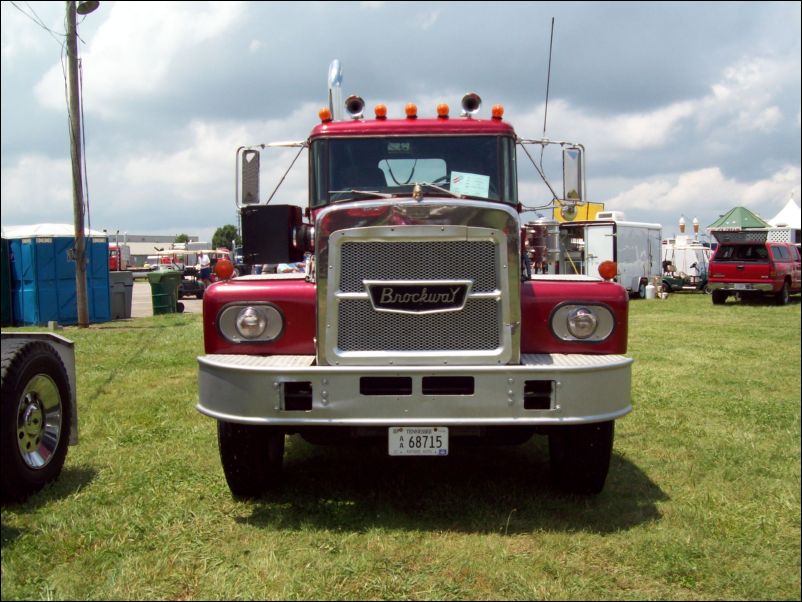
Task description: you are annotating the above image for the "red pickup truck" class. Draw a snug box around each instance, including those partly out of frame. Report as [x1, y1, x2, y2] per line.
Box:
[708, 240, 802, 305]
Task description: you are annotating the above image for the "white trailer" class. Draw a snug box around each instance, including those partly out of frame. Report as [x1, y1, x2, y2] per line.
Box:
[559, 211, 662, 297]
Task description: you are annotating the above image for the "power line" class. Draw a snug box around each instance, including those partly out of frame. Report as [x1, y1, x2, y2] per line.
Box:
[8, 1, 65, 46]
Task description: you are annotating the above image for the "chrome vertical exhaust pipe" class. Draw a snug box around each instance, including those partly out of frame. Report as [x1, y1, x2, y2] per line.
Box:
[328, 59, 344, 121]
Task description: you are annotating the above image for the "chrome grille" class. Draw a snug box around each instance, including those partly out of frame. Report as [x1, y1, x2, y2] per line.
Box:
[338, 299, 500, 351]
[340, 240, 497, 293]
[333, 238, 502, 356]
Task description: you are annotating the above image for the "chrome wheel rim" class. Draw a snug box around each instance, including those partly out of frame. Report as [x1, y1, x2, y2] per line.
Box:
[17, 374, 63, 469]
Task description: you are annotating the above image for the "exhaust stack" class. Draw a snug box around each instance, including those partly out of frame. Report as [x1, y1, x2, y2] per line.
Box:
[328, 60, 344, 121]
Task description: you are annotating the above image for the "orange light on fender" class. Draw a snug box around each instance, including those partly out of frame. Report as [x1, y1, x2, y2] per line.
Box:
[215, 258, 235, 280]
[491, 104, 504, 120]
[374, 104, 387, 119]
[598, 260, 617, 281]
[318, 107, 332, 122]
[436, 103, 449, 118]
[405, 103, 418, 119]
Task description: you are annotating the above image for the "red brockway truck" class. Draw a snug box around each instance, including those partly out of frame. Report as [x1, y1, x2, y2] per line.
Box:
[197, 65, 633, 496]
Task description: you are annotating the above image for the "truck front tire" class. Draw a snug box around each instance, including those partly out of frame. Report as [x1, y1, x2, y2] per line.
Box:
[1, 341, 72, 502]
[217, 421, 284, 498]
[548, 420, 614, 494]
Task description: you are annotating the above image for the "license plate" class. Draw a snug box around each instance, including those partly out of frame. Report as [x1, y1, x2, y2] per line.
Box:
[388, 427, 449, 456]
[735, 283, 750, 290]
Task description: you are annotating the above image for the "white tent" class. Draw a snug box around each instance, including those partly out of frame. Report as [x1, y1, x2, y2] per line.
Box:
[768, 199, 801, 229]
[1, 223, 107, 239]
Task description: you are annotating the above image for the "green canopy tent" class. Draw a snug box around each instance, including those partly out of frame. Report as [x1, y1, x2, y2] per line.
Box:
[706, 206, 772, 231]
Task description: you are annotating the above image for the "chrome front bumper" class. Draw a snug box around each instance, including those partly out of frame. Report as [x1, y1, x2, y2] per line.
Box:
[197, 353, 633, 426]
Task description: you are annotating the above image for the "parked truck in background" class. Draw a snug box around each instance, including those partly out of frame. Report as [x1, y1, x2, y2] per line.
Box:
[708, 232, 801, 305]
[196, 63, 633, 497]
[108, 242, 131, 271]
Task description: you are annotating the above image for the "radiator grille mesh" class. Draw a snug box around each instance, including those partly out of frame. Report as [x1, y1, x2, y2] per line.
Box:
[334, 239, 502, 354]
[338, 299, 500, 351]
[340, 240, 497, 293]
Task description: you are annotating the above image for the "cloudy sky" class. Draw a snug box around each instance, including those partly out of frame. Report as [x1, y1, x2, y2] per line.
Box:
[2, 1, 800, 244]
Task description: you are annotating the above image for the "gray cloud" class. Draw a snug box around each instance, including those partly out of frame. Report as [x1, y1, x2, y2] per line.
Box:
[2, 1, 800, 241]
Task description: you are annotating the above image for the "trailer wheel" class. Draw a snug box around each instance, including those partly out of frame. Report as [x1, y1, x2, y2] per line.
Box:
[1, 341, 71, 501]
[217, 421, 284, 498]
[548, 420, 613, 494]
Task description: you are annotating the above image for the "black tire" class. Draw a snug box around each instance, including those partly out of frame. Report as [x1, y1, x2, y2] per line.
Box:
[1, 341, 72, 501]
[712, 290, 727, 305]
[661, 281, 671, 294]
[548, 420, 614, 494]
[775, 282, 790, 306]
[217, 421, 285, 498]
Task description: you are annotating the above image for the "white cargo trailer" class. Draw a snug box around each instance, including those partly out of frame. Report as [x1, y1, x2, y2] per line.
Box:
[558, 211, 663, 297]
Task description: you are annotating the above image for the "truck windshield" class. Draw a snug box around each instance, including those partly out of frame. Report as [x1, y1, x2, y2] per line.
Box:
[311, 135, 517, 207]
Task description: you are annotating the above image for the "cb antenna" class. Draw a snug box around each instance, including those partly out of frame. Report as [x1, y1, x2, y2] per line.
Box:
[540, 17, 555, 169]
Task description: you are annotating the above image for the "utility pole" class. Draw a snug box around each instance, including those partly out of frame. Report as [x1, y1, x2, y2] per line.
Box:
[66, 0, 98, 326]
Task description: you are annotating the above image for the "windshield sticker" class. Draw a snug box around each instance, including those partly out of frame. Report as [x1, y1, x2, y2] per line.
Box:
[450, 171, 490, 197]
[387, 142, 412, 154]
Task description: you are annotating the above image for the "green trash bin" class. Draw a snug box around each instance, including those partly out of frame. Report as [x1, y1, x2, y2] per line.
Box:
[146, 269, 183, 315]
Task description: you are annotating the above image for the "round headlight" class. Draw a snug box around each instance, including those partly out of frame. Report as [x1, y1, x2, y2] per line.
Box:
[235, 307, 268, 339]
[566, 307, 598, 339]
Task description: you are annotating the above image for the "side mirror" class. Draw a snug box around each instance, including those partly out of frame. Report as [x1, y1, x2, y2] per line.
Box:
[241, 149, 260, 205]
[562, 146, 584, 204]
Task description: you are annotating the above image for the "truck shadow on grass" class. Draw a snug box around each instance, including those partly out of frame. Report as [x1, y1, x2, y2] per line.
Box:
[238, 437, 667, 535]
[1, 466, 97, 546]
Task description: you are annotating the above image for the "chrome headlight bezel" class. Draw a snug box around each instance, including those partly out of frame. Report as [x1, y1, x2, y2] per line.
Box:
[550, 303, 615, 342]
[218, 303, 285, 343]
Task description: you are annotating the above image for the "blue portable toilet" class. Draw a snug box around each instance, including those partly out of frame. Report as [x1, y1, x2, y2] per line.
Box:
[4, 224, 111, 326]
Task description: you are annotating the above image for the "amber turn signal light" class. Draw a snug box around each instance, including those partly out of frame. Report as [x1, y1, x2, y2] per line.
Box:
[598, 260, 617, 281]
[215, 258, 235, 280]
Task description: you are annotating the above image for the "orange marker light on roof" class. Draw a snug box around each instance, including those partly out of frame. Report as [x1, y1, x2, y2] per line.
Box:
[491, 104, 505, 120]
[436, 103, 449, 118]
[405, 103, 418, 119]
[374, 104, 387, 119]
[318, 107, 332, 122]
[598, 260, 617, 281]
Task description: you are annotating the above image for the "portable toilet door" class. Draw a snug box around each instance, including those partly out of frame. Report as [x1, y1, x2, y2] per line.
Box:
[9, 234, 110, 325]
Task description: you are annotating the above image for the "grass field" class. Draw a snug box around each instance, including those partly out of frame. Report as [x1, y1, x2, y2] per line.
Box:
[1, 294, 800, 600]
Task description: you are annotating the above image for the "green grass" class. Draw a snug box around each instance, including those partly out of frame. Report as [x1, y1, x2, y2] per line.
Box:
[2, 295, 800, 600]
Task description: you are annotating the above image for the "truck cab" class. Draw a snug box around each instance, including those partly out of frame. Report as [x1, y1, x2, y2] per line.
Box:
[197, 81, 633, 496]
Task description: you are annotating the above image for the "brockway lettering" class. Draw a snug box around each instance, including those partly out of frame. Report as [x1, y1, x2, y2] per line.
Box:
[379, 287, 462, 305]
[366, 281, 471, 313]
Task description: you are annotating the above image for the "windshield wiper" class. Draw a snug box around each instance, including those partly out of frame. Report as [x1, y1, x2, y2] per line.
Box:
[328, 189, 396, 203]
